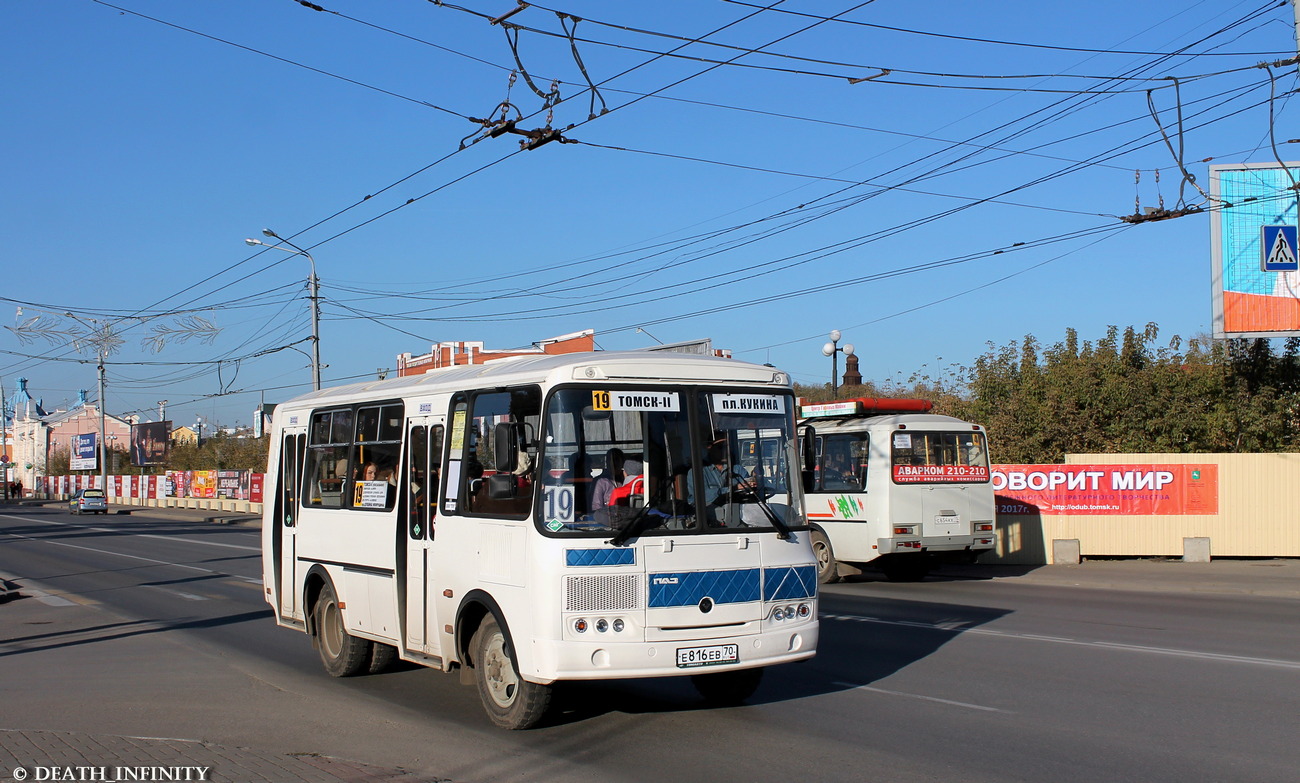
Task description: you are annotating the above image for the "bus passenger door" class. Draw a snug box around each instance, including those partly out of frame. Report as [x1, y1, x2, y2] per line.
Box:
[404, 418, 445, 657]
[276, 428, 307, 619]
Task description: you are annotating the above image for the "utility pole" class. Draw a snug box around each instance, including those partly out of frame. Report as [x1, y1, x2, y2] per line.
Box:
[1, 379, 8, 501]
[1293, 0, 1300, 78]
[246, 231, 321, 391]
[98, 352, 108, 491]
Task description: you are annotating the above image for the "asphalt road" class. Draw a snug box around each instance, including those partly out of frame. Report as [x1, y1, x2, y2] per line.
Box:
[2, 504, 1297, 782]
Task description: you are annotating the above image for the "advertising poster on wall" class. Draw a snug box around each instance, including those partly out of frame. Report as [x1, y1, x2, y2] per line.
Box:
[130, 421, 171, 467]
[71, 433, 97, 471]
[992, 464, 1219, 515]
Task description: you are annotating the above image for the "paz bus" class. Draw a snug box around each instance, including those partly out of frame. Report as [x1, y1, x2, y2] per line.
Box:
[798, 397, 996, 583]
[261, 351, 819, 729]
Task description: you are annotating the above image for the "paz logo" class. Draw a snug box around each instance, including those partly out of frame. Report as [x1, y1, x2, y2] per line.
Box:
[1191, 470, 1201, 480]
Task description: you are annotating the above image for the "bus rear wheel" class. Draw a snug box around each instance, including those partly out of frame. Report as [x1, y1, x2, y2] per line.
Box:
[692, 666, 764, 705]
[471, 615, 551, 730]
[315, 581, 372, 677]
[810, 530, 839, 584]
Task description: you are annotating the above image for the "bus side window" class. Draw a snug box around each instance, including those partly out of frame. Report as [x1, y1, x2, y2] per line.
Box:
[408, 425, 428, 539]
[306, 410, 349, 508]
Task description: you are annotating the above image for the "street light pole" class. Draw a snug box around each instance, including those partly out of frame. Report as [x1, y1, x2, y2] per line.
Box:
[246, 230, 321, 391]
[821, 330, 856, 398]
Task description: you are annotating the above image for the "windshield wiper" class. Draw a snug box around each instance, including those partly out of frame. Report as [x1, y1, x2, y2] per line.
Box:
[607, 504, 661, 547]
[746, 490, 792, 540]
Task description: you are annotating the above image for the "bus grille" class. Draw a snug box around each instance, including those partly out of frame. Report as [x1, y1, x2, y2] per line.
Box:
[565, 574, 640, 612]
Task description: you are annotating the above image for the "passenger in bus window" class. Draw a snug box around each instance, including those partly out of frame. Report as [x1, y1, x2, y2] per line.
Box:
[961, 435, 984, 466]
[590, 448, 625, 513]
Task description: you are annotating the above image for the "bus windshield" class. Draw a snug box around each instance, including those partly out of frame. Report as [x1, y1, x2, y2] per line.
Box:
[891, 430, 989, 484]
[539, 387, 803, 537]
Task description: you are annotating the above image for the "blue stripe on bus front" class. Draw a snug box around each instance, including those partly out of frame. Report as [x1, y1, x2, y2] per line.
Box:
[649, 569, 761, 607]
[647, 566, 818, 607]
[566, 548, 636, 567]
[763, 565, 818, 600]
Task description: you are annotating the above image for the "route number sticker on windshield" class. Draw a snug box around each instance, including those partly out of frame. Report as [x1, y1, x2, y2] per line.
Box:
[592, 391, 680, 412]
[543, 486, 575, 530]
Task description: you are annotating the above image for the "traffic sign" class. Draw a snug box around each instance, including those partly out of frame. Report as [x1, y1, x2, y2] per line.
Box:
[1262, 225, 1298, 272]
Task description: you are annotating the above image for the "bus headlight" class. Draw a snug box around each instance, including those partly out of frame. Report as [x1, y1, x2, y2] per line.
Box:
[574, 618, 589, 633]
[612, 618, 625, 633]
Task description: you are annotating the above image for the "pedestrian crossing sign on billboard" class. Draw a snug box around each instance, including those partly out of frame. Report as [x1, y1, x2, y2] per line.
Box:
[1261, 225, 1298, 272]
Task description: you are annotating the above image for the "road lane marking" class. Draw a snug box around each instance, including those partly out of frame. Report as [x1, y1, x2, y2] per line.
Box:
[822, 612, 1300, 670]
[832, 682, 1008, 712]
[0, 529, 219, 573]
[0, 513, 259, 552]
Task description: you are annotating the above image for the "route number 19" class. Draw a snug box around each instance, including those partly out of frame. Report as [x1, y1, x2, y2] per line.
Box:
[592, 391, 611, 411]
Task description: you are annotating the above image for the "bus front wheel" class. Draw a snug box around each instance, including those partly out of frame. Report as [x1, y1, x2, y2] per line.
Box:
[314, 581, 372, 677]
[471, 615, 552, 730]
[810, 530, 840, 584]
[692, 666, 764, 705]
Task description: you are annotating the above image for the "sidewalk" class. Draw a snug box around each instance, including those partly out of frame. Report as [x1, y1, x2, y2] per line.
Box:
[930, 557, 1300, 599]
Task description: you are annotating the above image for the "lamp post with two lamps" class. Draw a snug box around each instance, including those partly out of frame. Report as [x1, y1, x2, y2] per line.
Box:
[245, 229, 322, 391]
[822, 330, 855, 398]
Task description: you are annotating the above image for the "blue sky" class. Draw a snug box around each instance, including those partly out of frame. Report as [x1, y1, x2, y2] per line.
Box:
[3, 0, 1297, 427]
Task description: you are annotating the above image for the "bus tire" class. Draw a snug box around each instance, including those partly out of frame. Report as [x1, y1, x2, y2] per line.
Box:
[810, 530, 840, 584]
[314, 581, 372, 677]
[691, 666, 764, 705]
[367, 642, 398, 675]
[471, 615, 551, 730]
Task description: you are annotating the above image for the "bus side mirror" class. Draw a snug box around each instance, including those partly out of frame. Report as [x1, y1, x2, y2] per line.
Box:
[494, 424, 519, 473]
[800, 427, 817, 494]
[487, 474, 517, 499]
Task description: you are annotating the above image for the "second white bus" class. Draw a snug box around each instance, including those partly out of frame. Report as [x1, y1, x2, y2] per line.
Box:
[262, 351, 819, 729]
[798, 397, 996, 583]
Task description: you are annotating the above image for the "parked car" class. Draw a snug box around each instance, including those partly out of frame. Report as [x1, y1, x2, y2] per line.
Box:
[69, 488, 108, 515]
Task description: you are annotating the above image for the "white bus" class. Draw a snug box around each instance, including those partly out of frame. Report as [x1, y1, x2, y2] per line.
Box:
[798, 398, 996, 583]
[262, 351, 818, 729]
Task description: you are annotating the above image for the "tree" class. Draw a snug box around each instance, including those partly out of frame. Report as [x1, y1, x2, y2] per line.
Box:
[796, 324, 1300, 463]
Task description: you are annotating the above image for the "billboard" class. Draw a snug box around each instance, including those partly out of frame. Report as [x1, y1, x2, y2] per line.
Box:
[992, 464, 1219, 515]
[130, 421, 171, 467]
[1210, 162, 1300, 337]
[71, 433, 97, 471]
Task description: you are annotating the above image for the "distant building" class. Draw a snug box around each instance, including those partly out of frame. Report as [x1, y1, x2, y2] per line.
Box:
[396, 330, 597, 377]
[170, 426, 199, 445]
[9, 381, 132, 490]
[395, 331, 734, 378]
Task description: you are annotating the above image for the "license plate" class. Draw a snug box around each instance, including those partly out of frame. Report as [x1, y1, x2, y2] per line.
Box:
[676, 644, 739, 668]
[934, 515, 959, 525]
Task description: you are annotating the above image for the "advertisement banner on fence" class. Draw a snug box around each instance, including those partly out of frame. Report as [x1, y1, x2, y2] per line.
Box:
[217, 470, 241, 499]
[192, 471, 216, 499]
[250, 473, 264, 504]
[992, 464, 1219, 515]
